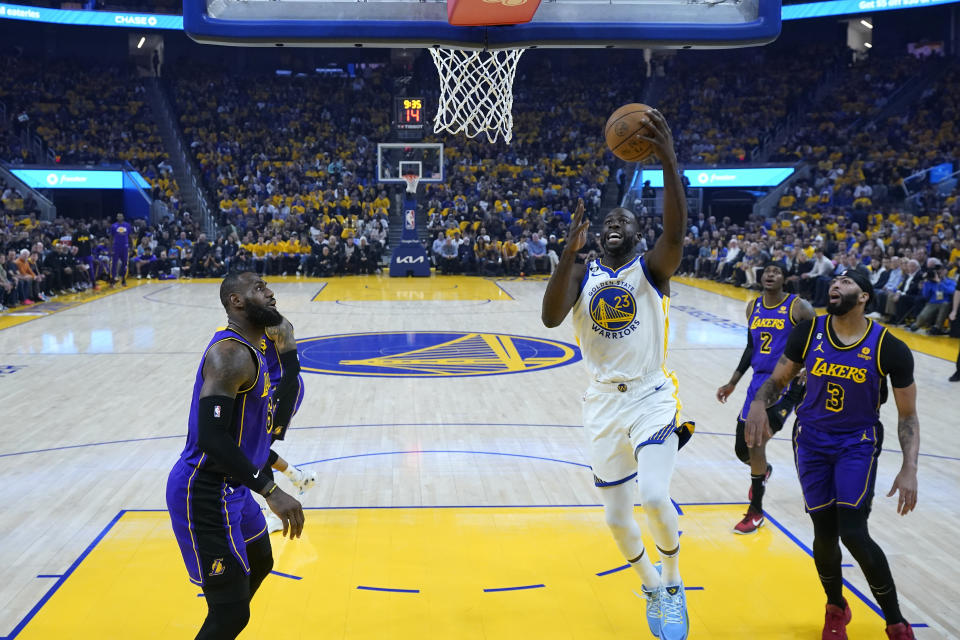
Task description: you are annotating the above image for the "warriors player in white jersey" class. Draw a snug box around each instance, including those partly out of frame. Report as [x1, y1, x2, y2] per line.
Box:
[542, 108, 691, 640]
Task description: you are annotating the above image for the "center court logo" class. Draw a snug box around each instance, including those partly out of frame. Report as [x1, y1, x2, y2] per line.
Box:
[296, 331, 580, 378]
[589, 284, 637, 334]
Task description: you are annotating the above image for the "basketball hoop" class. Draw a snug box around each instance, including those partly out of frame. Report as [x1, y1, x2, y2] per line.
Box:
[402, 173, 421, 194]
[429, 47, 525, 145]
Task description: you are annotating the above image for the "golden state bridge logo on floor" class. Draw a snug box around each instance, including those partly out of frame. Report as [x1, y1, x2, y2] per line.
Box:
[296, 332, 581, 378]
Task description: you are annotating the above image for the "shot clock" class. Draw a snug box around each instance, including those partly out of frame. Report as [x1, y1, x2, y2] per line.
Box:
[393, 96, 426, 141]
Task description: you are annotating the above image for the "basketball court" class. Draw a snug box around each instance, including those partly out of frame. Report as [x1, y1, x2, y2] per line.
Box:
[1, 276, 957, 638]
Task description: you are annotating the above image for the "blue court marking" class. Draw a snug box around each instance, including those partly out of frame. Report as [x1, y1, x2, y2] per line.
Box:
[196, 593, 205, 597]
[296, 449, 592, 472]
[842, 563, 854, 568]
[0, 423, 579, 459]
[141, 284, 219, 310]
[763, 512, 884, 619]
[333, 299, 493, 308]
[484, 584, 545, 593]
[0, 433, 185, 459]
[2, 424, 958, 463]
[270, 570, 303, 581]
[3, 504, 931, 638]
[289, 422, 584, 432]
[672, 499, 684, 515]
[35, 575, 61, 579]
[596, 564, 630, 577]
[1, 510, 126, 640]
[310, 283, 327, 301]
[489, 280, 516, 301]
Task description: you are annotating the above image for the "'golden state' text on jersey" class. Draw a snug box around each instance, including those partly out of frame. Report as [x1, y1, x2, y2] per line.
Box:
[572, 255, 670, 383]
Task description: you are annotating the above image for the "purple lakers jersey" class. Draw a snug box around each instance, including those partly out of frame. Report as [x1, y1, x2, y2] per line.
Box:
[796, 315, 886, 434]
[179, 329, 274, 474]
[110, 221, 132, 247]
[749, 293, 799, 375]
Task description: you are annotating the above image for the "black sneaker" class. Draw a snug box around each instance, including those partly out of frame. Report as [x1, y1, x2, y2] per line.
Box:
[950, 371, 960, 382]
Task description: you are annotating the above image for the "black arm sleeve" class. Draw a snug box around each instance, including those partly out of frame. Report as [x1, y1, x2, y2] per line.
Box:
[784, 318, 815, 364]
[270, 350, 302, 441]
[879, 333, 915, 388]
[735, 332, 754, 375]
[197, 395, 270, 493]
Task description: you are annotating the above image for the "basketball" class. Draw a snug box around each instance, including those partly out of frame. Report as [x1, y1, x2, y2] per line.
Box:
[604, 103, 655, 163]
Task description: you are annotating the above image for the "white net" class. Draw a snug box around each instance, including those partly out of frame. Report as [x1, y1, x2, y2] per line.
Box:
[402, 174, 421, 194]
[429, 47, 525, 145]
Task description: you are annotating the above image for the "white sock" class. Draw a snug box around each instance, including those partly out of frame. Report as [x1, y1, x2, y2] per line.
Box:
[658, 544, 681, 588]
[636, 433, 681, 586]
[630, 549, 662, 590]
[598, 482, 661, 589]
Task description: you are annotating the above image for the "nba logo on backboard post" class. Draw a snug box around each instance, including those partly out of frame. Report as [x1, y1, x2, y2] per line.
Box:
[404, 209, 415, 230]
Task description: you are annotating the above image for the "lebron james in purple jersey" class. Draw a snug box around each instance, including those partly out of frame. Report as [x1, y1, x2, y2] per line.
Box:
[717, 262, 814, 534]
[746, 270, 919, 640]
[166, 272, 305, 640]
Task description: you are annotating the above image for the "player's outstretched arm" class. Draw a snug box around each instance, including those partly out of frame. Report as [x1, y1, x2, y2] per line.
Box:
[888, 382, 919, 516]
[718, 299, 757, 402]
[542, 198, 588, 328]
[639, 109, 687, 291]
[745, 354, 803, 447]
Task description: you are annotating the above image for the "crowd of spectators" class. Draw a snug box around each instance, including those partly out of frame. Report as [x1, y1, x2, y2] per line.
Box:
[0, 45, 959, 352]
[674, 203, 959, 337]
[771, 54, 954, 217]
[658, 44, 842, 165]
[0, 55, 181, 210]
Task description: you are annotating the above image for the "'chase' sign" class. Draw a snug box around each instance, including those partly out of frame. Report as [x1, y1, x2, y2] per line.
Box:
[0, 3, 181, 29]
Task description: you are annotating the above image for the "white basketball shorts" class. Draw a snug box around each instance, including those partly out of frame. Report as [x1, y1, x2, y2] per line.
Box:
[582, 369, 681, 486]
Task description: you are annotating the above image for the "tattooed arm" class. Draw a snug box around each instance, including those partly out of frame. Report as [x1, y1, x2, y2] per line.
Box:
[887, 382, 919, 515]
[744, 354, 803, 448]
[877, 331, 919, 515]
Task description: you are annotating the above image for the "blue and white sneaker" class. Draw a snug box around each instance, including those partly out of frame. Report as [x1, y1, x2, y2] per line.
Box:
[635, 562, 663, 637]
[659, 581, 689, 640]
[640, 584, 663, 637]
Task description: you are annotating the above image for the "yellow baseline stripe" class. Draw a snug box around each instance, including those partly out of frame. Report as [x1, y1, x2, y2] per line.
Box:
[0, 281, 149, 332]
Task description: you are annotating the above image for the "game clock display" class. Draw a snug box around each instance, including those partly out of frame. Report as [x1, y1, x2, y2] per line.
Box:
[395, 97, 425, 130]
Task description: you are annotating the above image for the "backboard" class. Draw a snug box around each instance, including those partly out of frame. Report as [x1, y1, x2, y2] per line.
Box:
[377, 143, 444, 185]
[183, 0, 781, 49]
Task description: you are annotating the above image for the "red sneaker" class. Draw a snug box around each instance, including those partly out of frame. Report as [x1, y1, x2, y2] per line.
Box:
[733, 507, 764, 534]
[822, 601, 852, 639]
[748, 463, 773, 500]
[885, 623, 915, 639]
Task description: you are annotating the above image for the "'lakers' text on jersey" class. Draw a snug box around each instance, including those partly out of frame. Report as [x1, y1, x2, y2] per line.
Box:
[738, 293, 800, 421]
[572, 255, 669, 383]
[749, 294, 799, 376]
[795, 316, 886, 434]
[179, 329, 274, 475]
